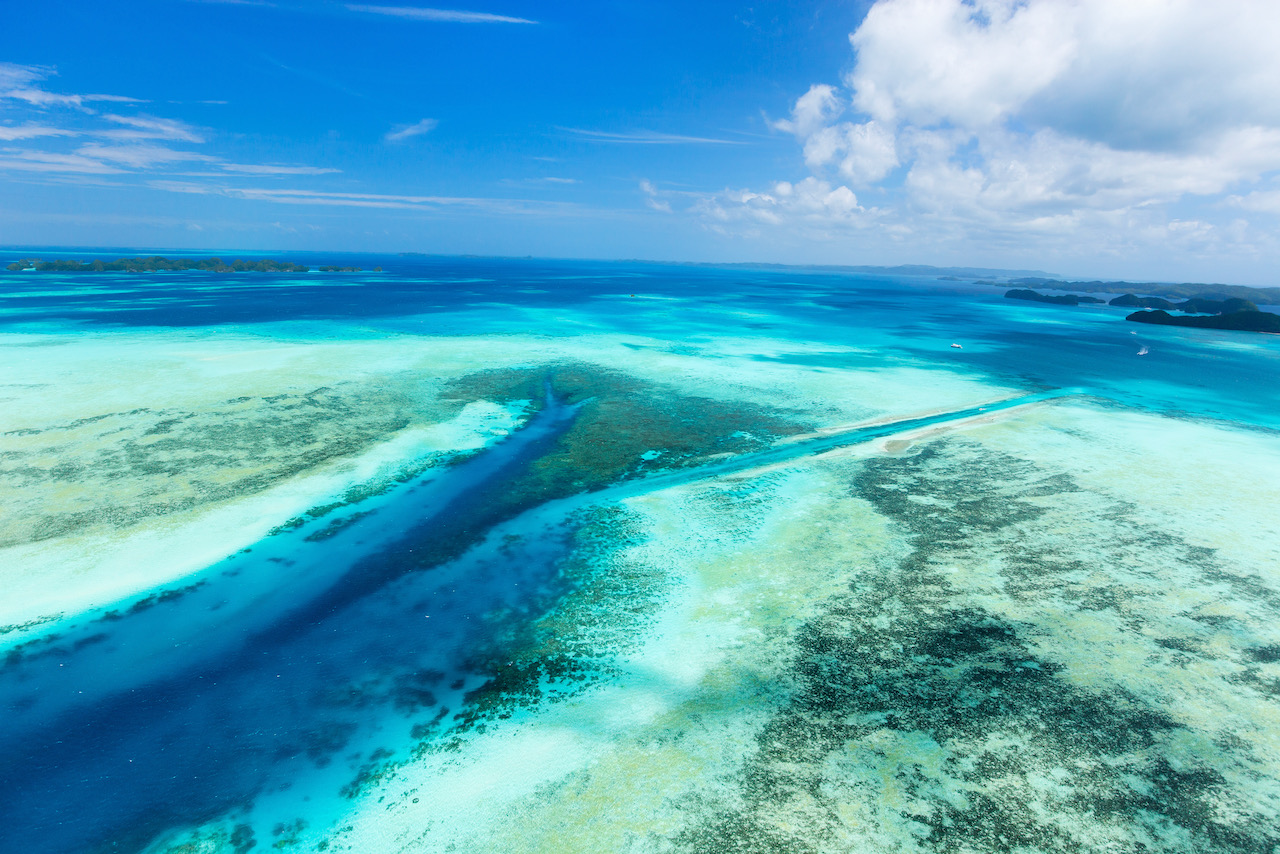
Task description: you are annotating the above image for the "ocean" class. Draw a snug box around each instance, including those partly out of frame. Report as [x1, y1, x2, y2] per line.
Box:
[1, 255, 1277, 853]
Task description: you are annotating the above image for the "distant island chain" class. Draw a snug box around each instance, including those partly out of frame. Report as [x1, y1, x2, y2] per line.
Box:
[1004, 286, 1280, 334]
[4, 256, 375, 274]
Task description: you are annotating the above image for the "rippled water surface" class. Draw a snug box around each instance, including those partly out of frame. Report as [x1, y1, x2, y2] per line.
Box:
[1, 255, 1278, 853]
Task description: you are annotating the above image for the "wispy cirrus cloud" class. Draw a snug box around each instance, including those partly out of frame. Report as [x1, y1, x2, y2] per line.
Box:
[346, 4, 536, 24]
[560, 127, 746, 145]
[181, 1, 532, 23]
[218, 163, 342, 175]
[501, 176, 580, 187]
[4, 89, 143, 108]
[148, 181, 576, 215]
[0, 63, 48, 90]
[101, 114, 205, 143]
[75, 143, 214, 169]
[1, 135, 336, 178]
[217, 187, 503, 208]
[0, 64, 338, 180]
[259, 53, 367, 99]
[639, 179, 672, 212]
[0, 124, 79, 141]
[0, 62, 143, 110]
[0, 150, 126, 174]
[385, 118, 439, 142]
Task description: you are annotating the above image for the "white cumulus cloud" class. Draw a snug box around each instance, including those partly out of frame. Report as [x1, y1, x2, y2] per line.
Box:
[697, 178, 867, 232]
[847, 0, 1077, 130]
[710, 0, 1280, 273]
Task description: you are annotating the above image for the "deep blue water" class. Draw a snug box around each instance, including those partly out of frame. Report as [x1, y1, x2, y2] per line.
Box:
[1, 253, 1278, 852]
[0, 385, 1075, 854]
[2, 252, 1276, 429]
[0, 388, 584, 854]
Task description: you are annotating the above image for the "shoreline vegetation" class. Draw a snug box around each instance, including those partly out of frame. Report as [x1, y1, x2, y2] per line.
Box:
[4, 256, 378, 273]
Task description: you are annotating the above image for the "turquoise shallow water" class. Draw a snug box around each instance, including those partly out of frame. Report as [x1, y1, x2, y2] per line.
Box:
[2, 255, 1275, 427]
[1, 255, 1278, 853]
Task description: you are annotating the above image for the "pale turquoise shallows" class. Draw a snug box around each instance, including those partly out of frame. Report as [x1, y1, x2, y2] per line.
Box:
[0, 256, 1277, 854]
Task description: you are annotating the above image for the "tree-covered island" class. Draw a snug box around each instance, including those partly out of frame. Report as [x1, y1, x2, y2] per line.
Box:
[1004, 277, 1280, 304]
[1004, 287, 1280, 334]
[1126, 309, 1280, 333]
[1004, 288, 1105, 306]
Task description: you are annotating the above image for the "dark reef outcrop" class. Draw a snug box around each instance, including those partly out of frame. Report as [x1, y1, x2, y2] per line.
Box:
[1126, 309, 1280, 333]
[1005, 289, 1104, 306]
[1110, 293, 1175, 309]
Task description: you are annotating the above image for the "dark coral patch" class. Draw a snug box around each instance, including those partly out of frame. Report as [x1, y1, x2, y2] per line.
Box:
[671, 438, 1279, 853]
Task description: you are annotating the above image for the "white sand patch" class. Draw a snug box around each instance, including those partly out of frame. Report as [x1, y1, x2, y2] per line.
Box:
[328, 464, 903, 853]
[1, 318, 1014, 637]
[966, 403, 1280, 579]
[0, 400, 527, 633]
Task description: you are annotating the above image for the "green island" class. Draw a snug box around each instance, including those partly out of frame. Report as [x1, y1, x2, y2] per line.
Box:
[1005, 288, 1280, 333]
[1108, 293, 1176, 309]
[1126, 309, 1280, 333]
[1004, 288, 1105, 306]
[1005, 276, 1280, 303]
[1109, 293, 1259, 312]
[3, 256, 383, 274]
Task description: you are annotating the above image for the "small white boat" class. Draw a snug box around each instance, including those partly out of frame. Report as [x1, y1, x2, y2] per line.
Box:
[1137, 345, 1149, 356]
[950, 343, 963, 349]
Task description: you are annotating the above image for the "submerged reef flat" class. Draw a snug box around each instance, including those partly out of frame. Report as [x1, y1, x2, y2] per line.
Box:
[0, 315, 1015, 633]
[1, 258, 1278, 854]
[320, 404, 1280, 854]
[0, 332, 527, 630]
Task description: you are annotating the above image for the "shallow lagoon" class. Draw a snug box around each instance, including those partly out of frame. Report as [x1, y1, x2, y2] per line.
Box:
[0, 256, 1277, 853]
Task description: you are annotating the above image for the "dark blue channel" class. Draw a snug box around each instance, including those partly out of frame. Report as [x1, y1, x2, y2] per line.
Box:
[0, 389, 582, 854]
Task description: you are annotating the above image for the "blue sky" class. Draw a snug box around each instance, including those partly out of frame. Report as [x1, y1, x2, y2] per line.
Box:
[3, 0, 1280, 284]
